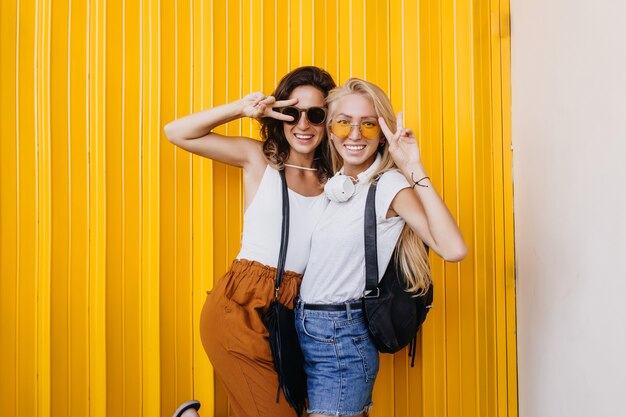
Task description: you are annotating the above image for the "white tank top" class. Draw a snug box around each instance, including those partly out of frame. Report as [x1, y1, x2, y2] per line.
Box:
[237, 165, 328, 274]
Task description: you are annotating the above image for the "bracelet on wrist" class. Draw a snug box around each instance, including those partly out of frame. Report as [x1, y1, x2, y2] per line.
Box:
[411, 173, 430, 188]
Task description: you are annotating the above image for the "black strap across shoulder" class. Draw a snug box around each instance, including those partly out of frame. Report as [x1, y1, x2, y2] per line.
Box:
[274, 169, 290, 297]
[364, 181, 379, 295]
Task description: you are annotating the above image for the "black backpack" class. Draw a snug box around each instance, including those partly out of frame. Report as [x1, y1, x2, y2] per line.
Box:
[362, 180, 433, 364]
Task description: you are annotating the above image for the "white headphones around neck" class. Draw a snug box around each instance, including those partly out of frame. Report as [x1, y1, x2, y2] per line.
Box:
[324, 154, 383, 203]
[324, 173, 356, 203]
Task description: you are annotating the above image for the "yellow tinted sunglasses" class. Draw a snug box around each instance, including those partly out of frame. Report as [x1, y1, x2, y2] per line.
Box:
[331, 119, 381, 140]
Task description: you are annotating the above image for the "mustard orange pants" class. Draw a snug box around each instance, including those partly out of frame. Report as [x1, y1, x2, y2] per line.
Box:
[200, 259, 302, 417]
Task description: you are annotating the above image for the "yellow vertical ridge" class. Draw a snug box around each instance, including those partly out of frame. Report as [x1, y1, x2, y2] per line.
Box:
[472, 0, 494, 415]
[456, 0, 479, 416]
[209, 0, 227, 283]
[287, 0, 296, 68]
[350, 0, 364, 78]
[48, 0, 70, 415]
[312, 0, 323, 67]
[241, 0, 251, 137]
[262, 0, 275, 91]
[105, 1, 124, 415]
[301, 0, 313, 65]
[399, 0, 406, 113]
[403, 0, 419, 130]
[367, 0, 378, 88]
[402, 0, 423, 414]
[88, 0, 108, 416]
[337, 0, 349, 79]
[119, 1, 129, 411]
[325, 0, 339, 78]
[17, 1, 38, 415]
[487, 1, 513, 416]
[122, 0, 143, 415]
[225, 0, 242, 264]
[440, 0, 463, 416]
[498, 0, 517, 415]
[251, 0, 263, 94]
[68, 0, 91, 415]
[388, 0, 403, 102]
[37, 1, 52, 416]
[418, 2, 437, 415]
[140, 0, 161, 415]
[275, 0, 288, 83]
[0, 2, 18, 415]
[362, 0, 371, 81]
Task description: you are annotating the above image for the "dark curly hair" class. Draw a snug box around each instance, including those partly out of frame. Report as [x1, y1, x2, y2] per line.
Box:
[261, 66, 336, 183]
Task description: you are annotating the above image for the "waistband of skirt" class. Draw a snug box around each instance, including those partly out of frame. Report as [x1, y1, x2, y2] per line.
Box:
[232, 258, 302, 280]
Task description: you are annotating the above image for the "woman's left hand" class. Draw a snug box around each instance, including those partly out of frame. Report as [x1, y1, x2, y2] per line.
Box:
[379, 112, 422, 172]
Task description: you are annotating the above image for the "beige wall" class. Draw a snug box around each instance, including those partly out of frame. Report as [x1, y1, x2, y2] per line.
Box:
[511, 0, 626, 416]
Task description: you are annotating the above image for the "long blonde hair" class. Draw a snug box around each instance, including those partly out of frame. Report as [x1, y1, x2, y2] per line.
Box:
[326, 78, 432, 293]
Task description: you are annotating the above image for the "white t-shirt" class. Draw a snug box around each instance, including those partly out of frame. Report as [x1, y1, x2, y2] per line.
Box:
[237, 165, 328, 274]
[300, 169, 411, 303]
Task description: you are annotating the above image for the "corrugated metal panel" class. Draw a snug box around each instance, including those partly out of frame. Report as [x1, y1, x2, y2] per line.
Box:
[0, 1, 516, 416]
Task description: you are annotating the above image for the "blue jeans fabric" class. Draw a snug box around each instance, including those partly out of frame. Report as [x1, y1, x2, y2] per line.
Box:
[295, 299, 379, 416]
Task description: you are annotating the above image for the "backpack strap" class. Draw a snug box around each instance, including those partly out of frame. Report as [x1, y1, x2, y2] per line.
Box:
[273, 169, 290, 300]
[364, 181, 380, 297]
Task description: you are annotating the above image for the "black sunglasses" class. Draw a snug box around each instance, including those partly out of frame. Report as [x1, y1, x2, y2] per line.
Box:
[280, 106, 327, 125]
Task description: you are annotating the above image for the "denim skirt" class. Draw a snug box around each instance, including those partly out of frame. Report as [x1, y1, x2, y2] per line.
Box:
[295, 299, 379, 416]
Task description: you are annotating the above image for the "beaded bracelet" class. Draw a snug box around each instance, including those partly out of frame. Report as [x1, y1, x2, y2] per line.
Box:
[411, 173, 430, 188]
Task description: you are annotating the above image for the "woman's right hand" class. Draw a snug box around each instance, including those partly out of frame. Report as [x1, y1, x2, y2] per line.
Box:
[240, 92, 298, 122]
[163, 92, 298, 170]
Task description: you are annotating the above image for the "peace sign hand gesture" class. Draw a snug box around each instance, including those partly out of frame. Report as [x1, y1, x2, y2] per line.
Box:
[240, 92, 298, 122]
[378, 112, 422, 172]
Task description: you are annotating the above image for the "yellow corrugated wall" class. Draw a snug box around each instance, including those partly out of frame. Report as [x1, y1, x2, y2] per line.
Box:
[0, 0, 516, 416]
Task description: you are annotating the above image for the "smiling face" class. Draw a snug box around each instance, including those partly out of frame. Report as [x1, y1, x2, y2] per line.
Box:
[282, 85, 327, 161]
[329, 93, 385, 178]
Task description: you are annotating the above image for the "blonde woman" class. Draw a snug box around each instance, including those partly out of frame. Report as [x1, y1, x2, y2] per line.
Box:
[296, 78, 467, 417]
